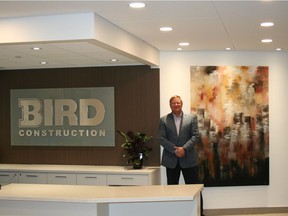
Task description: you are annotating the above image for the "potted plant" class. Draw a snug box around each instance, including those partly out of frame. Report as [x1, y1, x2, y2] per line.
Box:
[117, 130, 152, 169]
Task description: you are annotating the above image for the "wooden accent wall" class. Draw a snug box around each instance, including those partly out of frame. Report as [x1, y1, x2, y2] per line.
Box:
[0, 65, 160, 166]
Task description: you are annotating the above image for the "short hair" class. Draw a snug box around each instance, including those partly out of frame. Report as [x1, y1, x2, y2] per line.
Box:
[169, 95, 182, 104]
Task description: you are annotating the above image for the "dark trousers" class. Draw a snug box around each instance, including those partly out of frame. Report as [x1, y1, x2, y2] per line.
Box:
[166, 162, 204, 216]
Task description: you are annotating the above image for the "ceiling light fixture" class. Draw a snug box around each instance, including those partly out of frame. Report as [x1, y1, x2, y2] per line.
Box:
[110, 58, 118, 62]
[129, 2, 146, 8]
[225, 47, 231, 50]
[160, 27, 173, 32]
[177, 48, 182, 51]
[179, 42, 189, 46]
[32, 47, 41, 51]
[261, 39, 272, 43]
[40, 61, 47, 65]
[276, 48, 282, 51]
[260, 22, 274, 27]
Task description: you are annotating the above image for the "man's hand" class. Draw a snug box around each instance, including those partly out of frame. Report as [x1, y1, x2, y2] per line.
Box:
[175, 147, 185, 158]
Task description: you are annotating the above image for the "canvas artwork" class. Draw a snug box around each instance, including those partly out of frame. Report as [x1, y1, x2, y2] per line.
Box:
[190, 66, 269, 187]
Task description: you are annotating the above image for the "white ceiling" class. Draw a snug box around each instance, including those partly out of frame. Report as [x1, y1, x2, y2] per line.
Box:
[0, 0, 288, 70]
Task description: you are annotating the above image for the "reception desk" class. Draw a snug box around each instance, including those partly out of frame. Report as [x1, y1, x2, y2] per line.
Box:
[0, 164, 160, 186]
[0, 183, 203, 216]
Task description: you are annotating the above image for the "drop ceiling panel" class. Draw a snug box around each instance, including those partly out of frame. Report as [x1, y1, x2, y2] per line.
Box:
[0, 41, 141, 70]
[0, 1, 288, 70]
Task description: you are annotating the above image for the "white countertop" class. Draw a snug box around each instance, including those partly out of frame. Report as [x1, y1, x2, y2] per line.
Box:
[0, 184, 203, 203]
[0, 164, 159, 174]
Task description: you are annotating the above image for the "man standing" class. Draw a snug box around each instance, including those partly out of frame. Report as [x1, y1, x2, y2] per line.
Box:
[158, 95, 204, 215]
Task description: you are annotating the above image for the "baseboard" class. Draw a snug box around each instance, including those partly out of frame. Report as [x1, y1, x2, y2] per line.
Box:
[204, 207, 288, 215]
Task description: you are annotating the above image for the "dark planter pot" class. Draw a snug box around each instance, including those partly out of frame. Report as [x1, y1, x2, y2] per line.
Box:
[132, 153, 144, 169]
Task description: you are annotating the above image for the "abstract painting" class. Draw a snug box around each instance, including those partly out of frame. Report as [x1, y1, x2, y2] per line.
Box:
[190, 66, 269, 186]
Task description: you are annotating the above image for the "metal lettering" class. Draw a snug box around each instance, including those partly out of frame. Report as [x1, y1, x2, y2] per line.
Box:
[79, 99, 105, 126]
[55, 99, 78, 126]
[18, 98, 105, 127]
[18, 98, 42, 128]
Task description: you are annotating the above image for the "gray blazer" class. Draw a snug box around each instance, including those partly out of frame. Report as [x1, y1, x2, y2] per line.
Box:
[158, 112, 200, 169]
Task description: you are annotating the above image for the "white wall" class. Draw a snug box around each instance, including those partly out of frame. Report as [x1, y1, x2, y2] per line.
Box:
[159, 51, 288, 209]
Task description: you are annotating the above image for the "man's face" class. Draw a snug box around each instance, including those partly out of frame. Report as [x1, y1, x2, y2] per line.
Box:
[170, 97, 183, 114]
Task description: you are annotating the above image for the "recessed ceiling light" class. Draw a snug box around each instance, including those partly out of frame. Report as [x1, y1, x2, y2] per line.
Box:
[225, 47, 231, 50]
[261, 39, 272, 43]
[177, 48, 182, 51]
[110, 58, 118, 62]
[260, 22, 274, 27]
[276, 48, 282, 51]
[179, 42, 189, 46]
[129, 2, 146, 8]
[160, 27, 173, 32]
[32, 47, 41, 51]
[40, 61, 47, 65]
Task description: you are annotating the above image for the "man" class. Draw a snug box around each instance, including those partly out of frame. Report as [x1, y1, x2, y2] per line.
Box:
[158, 95, 204, 215]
